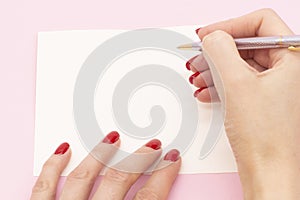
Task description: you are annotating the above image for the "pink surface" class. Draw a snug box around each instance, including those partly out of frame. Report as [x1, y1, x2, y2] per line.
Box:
[1, 0, 299, 199]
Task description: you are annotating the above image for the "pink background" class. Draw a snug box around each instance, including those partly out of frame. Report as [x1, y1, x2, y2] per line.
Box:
[1, 0, 299, 199]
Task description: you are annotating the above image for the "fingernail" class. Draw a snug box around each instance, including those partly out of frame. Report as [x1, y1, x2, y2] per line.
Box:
[189, 71, 200, 84]
[186, 56, 197, 71]
[145, 139, 162, 150]
[54, 142, 70, 155]
[102, 131, 120, 144]
[164, 149, 180, 162]
[194, 87, 207, 97]
[186, 62, 191, 70]
[195, 28, 201, 34]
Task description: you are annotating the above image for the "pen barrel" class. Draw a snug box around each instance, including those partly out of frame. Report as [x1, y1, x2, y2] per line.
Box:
[234, 35, 300, 50]
[235, 36, 282, 50]
[280, 35, 300, 46]
[179, 35, 300, 51]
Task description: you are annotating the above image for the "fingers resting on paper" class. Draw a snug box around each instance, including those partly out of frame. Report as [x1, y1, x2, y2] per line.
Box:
[31, 132, 181, 200]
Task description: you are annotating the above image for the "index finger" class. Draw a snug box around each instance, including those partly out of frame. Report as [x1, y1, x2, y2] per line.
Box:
[198, 9, 294, 68]
[31, 143, 71, 200]
[198, 8, 293, 40]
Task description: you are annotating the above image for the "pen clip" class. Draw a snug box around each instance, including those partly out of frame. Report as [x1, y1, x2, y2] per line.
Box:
[288, 46, 300, 51]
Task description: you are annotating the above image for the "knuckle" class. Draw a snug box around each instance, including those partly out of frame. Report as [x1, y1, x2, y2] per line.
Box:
[67, 168, 95, 183]
[202, 30, 231, 49]
[105, 169, 131, 184]
[135, 188, 159, 200]
[32, 180, 53, 194]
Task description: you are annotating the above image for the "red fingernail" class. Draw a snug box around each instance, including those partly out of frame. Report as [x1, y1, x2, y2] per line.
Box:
[145, 139, 161, 150]
[195, 28, 201, 34]
[189, 71, 200, 84]
[194, 87, 207, 97]
[186, 62, 191, 70]
[186, 56, 197, 71]
[54, 142, 70, 155]
[102, 131, 120, 144]
[164, 149, 180, 162]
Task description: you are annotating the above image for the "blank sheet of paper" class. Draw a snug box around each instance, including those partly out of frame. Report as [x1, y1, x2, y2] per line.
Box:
[34, 26, 237, 175]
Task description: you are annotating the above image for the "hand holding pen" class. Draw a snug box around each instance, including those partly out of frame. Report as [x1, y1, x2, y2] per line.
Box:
[183, 8, 300, 200]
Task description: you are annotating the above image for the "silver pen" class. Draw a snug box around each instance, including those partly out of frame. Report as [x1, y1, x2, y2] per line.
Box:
[177, 35, 300, 51]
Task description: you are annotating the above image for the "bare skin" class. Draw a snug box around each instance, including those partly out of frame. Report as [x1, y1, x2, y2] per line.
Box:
[189, 8, 300, 200]
[31, 8, 300, 200]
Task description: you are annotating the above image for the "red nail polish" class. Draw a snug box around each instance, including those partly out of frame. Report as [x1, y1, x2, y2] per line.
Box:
[186, 56, 197, 71]
[194, 87, 207, 97]
[145, 139, 161, 150]
[102, 131, 120, 144]
[186, 62, 191, 70]
[189, 71, 200, 84]
[54, 142, 70, 155]
[195, 28, 201, 34]
[164, 149, 180, 162]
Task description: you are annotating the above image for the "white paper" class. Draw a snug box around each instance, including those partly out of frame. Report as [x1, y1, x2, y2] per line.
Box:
[34, 26, 237, 175]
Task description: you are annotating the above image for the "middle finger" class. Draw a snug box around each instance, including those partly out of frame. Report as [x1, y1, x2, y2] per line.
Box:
[92, 139, 162, 200]
[60, 131, 120, 200]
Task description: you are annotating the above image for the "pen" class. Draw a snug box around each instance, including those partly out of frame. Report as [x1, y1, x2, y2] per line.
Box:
[177, 35, 300, 51]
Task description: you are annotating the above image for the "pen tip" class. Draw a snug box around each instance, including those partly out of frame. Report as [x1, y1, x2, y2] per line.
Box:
[177, 44, 192, 49]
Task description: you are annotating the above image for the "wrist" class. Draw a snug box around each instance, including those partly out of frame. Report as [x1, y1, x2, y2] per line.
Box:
[238, 161, 300, 200]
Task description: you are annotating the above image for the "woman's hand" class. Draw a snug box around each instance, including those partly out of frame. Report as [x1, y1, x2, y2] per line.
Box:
[30, 131, 181, 200]
[187, 8, 300, 199]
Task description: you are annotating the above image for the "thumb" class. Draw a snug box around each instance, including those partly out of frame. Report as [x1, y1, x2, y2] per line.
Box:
[201, 30, 251, 101]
